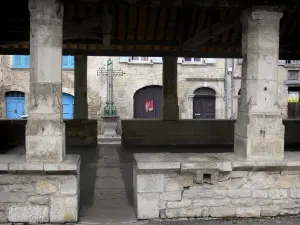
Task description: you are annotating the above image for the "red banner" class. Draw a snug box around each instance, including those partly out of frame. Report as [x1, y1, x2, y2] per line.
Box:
[145, 100, 154, 112]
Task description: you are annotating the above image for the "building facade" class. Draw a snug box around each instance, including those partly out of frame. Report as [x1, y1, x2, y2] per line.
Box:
[0, 55, 292, 120]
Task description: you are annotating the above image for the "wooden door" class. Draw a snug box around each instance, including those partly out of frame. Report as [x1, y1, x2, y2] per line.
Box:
[193, 96, 216, 119]
[134, 86, 162, 118]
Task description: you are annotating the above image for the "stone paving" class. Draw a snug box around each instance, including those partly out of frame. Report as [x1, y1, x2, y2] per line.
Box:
[80, 145, 136, 223]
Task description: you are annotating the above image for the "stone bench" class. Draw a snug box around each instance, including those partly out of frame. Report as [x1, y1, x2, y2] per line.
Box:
[133, 152, 300, 219]
[0, 154, 80, 223]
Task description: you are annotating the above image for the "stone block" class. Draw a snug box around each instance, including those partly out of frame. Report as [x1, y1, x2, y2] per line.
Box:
[0, 175, 15, 185]
[165, 181, 183, 191]
[253, 190, 268, 199]
[261, 205, 281, 217]
[269, 189, 288, 199]
[61, 177, 78, 195]
[231, 199, 258, 207]
[290, 188, 300, 198]
[276, 175, 297, 188]
[50, 196, 78, 222]
[8, 184, 35, 193]
[178, 173, 194, 187]
[236, 207, 260, 218]
[0, 212, 7, 223]
[229, 189, 252, 198]
[8, 205, 49, 223]
[0, 203, 6, 212]
[160, 191, 182, 201]
[167, 200, 192, 209]
[27, 195, 49, 205]
[193, 199, 230, 207]
[36, 180, 58, 195]
[0, 192, 27, 203]
[166, 208, 209, 218]
[210, 207, 235, 217]
[136, 193, 159, 219]
[183, 189, 227, 199]
[136, 174, 163, 193]
[43, 154, 80, 172]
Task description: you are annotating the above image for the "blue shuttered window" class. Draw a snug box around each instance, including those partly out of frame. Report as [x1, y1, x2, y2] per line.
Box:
[12, 55, 74, 69]
[12, 55, 30, 68]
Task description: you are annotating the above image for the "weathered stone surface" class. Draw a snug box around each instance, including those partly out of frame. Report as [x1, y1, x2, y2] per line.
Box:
[210, 207, 235, 217]
[0, 203, 6, 212]
[36, 180, 58, 195]
[8, 184, 35, 193]
[165, 181, 183, 191]
[61, 177, 78, 195]
[0, 192, 27, 203]
[160, 191, 182, 201]
[137, 174, 164, 193]
[27, 195, 49, 205]
[253, 190, 268, 199]
[229, 189, 252, 198]
[8, 205, 49, 223]
[236, 207, 260, 217]
[0, 212, 7, 223]
[290, 188, 300, 198]
[269, 189, 288, 199]
[50, 196, 78, 222]
[261, 205, 281, 217]
[167, 200, 192, 209]
[193, 199, 230, 207]
[136, 193, 159, 219]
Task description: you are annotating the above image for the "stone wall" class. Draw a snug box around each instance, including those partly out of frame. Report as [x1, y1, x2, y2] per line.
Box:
[133, 152, 300, 219]
[0, 119, 97, 152]
[122, 119, 300, 147]
[65, 119, 98, 146]
[0, 154, 80, 223]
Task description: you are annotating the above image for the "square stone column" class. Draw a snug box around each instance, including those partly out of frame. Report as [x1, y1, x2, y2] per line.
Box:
[26, 0, 65, 162]
[162, 57, 179, 120]
[234, 7, 284, 160]
[74, 55, 88, 119]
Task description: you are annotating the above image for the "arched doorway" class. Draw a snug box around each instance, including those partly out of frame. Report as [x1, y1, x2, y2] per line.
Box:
[62, 93, 74, 119]
[193, 87, 216, 119]
[134, 85, 162, 118]
[5, 91, 25, 119]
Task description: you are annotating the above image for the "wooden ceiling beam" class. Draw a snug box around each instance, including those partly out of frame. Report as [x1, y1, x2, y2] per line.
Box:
[180, 11, 241, 49]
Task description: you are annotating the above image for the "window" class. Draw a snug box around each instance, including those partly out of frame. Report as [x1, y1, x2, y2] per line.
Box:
[288, 70, 299, 80]
[286, 60, 300, 65]
[12, 55, 74, 69]
[12, 55, 30, 68]
[183, 57, 203, 63]
[130, 57, 149, 62]
[62, 56, 74, 69]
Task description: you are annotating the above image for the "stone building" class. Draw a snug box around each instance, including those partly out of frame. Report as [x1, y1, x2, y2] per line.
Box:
[0, 55, 292, 121]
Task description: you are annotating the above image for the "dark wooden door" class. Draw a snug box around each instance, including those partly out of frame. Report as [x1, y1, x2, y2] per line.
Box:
[134, 86, 162, 118]
[193, 96, 215, 119]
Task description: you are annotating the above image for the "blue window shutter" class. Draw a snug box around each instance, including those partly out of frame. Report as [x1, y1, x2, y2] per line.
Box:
[119, 57, 129, 63]
[62, 56, 69, 68]
[23, 55, 30, 68]
[150, 57, 163, 63]
[69, 56, 74, 68]
[205, 58, 217, 64]
[13, 56, 22, 68]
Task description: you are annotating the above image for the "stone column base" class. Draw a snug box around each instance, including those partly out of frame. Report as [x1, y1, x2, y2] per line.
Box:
[98, 116, 121, 145]
[25, 120, 66, 162]
[0, 154, 80, 223]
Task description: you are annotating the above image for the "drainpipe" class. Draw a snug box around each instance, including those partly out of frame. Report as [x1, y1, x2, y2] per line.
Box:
[225, 58, 229, 119]
[231, 58, 235, 119]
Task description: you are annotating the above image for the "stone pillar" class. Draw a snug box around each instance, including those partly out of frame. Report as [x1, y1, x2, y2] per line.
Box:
[234, 7, 284, 160]
[26, 0, 65, 162]
[74, 55, 88, 119]
[162, 57, 179, 120]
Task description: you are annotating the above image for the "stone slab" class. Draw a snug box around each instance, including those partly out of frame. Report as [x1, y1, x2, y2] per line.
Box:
[3, 154, 80, 172]
[134, 153, 181, 170]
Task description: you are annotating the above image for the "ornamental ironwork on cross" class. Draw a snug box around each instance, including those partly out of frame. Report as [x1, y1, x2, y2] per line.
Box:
[97, 58, 125, 116]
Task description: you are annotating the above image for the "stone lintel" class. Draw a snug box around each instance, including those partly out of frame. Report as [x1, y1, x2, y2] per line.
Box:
[0, 154, 80, 173]
[134, 152, 300, 172]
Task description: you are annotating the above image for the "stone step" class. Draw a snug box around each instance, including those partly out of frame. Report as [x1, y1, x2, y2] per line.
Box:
[80, 207, 137, 223]
[96, 168, 123, 178]
[92, 199, 132, 208]
[97, 158, 120, 167]
[95, 177, 126, 189]
[93, 188, 128, 200]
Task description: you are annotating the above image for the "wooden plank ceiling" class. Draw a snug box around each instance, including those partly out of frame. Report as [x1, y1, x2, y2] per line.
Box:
[0, 1, 300, 58]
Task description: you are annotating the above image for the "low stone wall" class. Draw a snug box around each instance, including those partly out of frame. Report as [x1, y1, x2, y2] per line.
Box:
[0, 154, 80, 223]
[134, 152, 300, 219]
[65, 119, 97, 146]
[122, 119, 300, 147]
[0, 119, 97, 152]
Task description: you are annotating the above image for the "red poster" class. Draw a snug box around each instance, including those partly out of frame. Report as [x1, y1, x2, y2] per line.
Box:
[145, 100, 154, 112]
